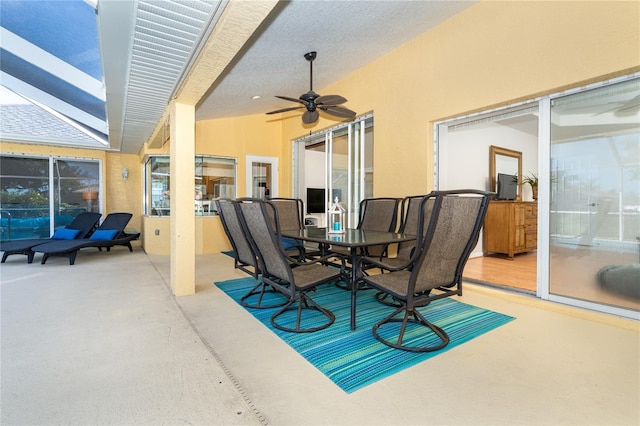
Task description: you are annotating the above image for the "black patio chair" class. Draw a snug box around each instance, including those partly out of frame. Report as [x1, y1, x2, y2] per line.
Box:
[358, 190, 492, 352]
[267, 197, 323, 259]
[331, 197, 400, 288]
[32, 213, 139, 265]
[361, 195, 431, 305]
[216, 198, 285, 309]
[0, 212, 102, 264]
[357, 197, 401, 257]
[266, 197, 309, 260]
[237, 199, 344, 333]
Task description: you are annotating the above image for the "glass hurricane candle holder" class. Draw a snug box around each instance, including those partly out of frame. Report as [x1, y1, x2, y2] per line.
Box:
[328, 196, 345, 234]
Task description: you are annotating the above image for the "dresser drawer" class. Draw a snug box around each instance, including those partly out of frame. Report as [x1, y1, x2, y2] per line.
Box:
[524, 204, 537, 219]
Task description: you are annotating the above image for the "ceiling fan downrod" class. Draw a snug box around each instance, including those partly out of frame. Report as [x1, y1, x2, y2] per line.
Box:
[305, 51, 317, 92]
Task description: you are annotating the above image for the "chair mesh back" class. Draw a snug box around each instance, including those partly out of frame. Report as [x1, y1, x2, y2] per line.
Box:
[267, 198, 303, 230]
[97, 213, 132, 237]
[237, 201, 293, 285]
[358, 198, 399, 232]
[396, 196, 430, 261]
[66, 212, 101, 238]
[413, 195, 486, 294]
[216, 199, 257, 270]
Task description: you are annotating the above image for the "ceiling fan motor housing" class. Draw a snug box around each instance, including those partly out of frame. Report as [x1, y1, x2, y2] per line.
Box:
[300, 91, 319, 110]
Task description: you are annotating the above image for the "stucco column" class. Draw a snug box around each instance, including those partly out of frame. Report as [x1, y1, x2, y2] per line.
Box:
[169, 100, 196, 296]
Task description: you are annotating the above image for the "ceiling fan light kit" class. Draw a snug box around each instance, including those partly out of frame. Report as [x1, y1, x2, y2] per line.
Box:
[266, 51, 356, 124]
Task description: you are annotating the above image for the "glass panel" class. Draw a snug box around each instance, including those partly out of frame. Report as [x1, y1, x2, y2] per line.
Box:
[295, 116, 373, 228]
[147, 156, 170, 216]
[0, 155, 99, 241]
[0, 156, 50, 240]
[145, 155, 237, 216]
[54, 159, 99, 219]
[330, 128, 352, 225]
[363, 122, 374, 199]
[197, 156, 235, 215]
[0, 1, 107, 143]
[251, 162, 272, 199]
[550, 78, 640, 312]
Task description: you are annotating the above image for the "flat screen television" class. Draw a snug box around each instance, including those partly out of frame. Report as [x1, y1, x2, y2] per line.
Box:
[496, 173, 518, 200]
[306, 188, 325, 213]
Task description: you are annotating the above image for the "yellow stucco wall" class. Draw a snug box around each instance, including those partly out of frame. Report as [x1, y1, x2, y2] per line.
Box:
[4, 0, 639, 255]
[196, 113, 284, 195]
[280, 0, 640, 196]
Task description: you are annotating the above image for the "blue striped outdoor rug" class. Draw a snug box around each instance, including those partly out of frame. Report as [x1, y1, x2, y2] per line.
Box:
[215, 277, 514, 393]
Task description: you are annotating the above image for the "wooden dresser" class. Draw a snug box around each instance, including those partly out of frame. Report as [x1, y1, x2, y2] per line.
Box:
[483, 201, 537, 259]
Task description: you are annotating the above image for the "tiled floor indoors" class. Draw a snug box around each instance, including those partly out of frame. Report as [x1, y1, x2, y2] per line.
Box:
[1, 245, 638, 425]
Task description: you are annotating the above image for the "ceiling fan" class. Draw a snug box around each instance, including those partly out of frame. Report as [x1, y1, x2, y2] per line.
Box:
[266, 51, 356, 124]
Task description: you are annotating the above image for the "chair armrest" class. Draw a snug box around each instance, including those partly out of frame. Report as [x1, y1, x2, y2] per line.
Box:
[358, 255, 413, 273]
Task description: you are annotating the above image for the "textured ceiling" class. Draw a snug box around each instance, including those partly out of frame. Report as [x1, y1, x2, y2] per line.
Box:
[195, 0, 477, 121]
[100, 0, 477, 154]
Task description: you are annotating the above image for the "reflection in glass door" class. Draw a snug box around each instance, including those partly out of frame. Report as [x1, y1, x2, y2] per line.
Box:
[549, 78, 640, 313]
[246, 155, 278, 199]
[328, 124, 365, 227]
[54, 159, 100, 219]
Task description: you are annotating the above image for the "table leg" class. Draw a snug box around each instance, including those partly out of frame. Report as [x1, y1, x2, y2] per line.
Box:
[350, 247, 359, 330]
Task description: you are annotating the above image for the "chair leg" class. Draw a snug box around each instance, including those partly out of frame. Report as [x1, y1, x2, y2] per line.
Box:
[372, 305, 449, 352]
[1, 252, 9, 263]
[270, 292, 335, 333]
[240, 279, 287, 309]
[27, 250, 35, 264]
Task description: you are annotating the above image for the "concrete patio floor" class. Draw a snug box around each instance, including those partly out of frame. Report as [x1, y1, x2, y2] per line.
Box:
[1, 246, 638, 425]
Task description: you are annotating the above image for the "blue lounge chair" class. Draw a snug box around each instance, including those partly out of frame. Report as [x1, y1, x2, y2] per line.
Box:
[32, 213, 139, 265]
[0, 212, 102, 264]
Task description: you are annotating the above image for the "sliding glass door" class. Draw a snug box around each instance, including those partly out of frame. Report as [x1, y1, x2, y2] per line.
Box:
[549, 78, 640, 312]
[294, 115, 373, 227]
[1, 155, 101, 241]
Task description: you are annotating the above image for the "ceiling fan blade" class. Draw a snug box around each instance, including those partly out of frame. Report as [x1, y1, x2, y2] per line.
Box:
[275, 95, 305, 105]
[266, 106, 304, 115]
[319, 105, 356, 119]
[316, 94, 347, 106]
[302, 110, 319, 124]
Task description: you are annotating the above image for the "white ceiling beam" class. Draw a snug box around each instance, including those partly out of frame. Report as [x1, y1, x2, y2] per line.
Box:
[0, 27, 105, 100]
[1, 71, 108, 136]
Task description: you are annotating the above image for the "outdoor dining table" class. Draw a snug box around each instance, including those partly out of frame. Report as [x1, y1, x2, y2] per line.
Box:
[280, 227, 416, 330]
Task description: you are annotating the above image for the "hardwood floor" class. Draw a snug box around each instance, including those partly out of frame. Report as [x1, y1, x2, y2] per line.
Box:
[464, 249, 640, 312]
[463, 252, 537, 292]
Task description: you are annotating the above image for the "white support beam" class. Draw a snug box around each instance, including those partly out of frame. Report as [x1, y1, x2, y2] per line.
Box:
[0, 27, 105, 100]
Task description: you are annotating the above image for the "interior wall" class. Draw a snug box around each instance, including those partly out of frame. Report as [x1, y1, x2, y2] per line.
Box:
[305, 150, 325, 188]
[442, 116, 539, 201]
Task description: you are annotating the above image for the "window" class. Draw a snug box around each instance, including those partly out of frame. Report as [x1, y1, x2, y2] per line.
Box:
[0, 154, 100, 241]
[145, 155, 236, 216]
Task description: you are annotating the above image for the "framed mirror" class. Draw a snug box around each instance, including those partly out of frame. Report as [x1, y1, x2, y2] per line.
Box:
[489, 145, 522, 200]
